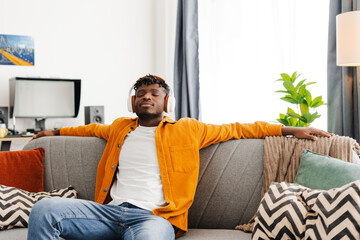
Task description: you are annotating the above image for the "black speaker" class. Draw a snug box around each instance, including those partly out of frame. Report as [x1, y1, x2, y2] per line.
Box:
[0, 106, 8, 127]
[85, 106, 104, 124]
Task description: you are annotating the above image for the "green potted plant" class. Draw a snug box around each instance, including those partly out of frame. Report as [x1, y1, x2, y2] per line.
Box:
[276, 72, 325, 127]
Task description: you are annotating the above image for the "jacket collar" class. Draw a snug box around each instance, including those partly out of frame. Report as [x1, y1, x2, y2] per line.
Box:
[162, 115, 176, 124]
[131, 116, 176, 125]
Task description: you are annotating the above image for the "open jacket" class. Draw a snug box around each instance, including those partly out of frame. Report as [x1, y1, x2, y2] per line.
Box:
[60, 116, 282, 235]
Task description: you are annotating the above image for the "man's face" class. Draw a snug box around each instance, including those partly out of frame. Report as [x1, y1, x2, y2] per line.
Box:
[134, 83, 167, 120]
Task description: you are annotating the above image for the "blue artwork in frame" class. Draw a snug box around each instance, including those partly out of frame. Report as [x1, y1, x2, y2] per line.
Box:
[0, 34, 34, 66]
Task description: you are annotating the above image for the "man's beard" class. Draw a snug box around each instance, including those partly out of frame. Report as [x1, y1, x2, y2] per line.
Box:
[137, 112, 162, 121]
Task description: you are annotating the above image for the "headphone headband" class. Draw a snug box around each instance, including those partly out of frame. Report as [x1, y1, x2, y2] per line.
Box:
[137, 75, 165, 83]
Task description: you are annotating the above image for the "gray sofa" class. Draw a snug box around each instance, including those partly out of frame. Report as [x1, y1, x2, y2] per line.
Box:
[2, 136, 266, 240]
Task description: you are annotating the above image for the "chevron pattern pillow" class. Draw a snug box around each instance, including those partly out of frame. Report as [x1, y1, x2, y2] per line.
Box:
[252, 182, 309, 239]
[302, 180, 360, 239]
[252, 181, 360, 240]
[0, 185, 77, 230]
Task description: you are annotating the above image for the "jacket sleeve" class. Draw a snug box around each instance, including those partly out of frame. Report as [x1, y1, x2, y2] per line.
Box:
[195, 120, 282, 149]
[60, 123, 111, 141]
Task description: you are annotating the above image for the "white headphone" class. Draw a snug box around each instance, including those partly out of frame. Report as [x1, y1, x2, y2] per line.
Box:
[127, 77, 176, 113]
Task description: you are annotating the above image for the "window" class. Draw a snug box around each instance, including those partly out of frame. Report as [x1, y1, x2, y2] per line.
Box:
[199, 0, 329, 129]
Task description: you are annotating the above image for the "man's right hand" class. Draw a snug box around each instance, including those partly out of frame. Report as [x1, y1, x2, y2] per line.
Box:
[32, 130, 60, 140]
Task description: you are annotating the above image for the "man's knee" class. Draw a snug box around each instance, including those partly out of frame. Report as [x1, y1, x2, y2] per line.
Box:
[30, 198, 68, 222]
[31, 199, 53, 215]
[139, 216, 175, 240]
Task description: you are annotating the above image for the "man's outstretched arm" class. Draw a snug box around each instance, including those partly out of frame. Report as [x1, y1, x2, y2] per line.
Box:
[32, 123, 111, 141]
[32, 129, 60, 140]
[281, 126, 334, 141]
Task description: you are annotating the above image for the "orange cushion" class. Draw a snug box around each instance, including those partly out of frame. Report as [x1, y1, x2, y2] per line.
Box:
[0, 148, 45, 192]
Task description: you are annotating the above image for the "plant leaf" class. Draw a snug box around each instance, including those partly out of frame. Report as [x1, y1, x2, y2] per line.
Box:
[277, 118, 289, 126]
[287, 107, 296, 113]
[275, 90, 289, 94]
[280, 96, 298, 104]
[283, 80, 295, 92]
[295, 80, 306, 91]
[312, 101, 324, 108]
[287, 111, 301, 118]
[311, 112, 321, 120]
[295, 94, 304, 104]
[298, 85, 306, 96]
[280, 73, 291, 81]
[299, 116, 307, 123]
[300, 103, 309, 115]
[305, 90, 312, 104]
[288, 113, 301, 118]
[279, 113, 287, 119]
[303, 112, 318, 123]
[310, 96, 322, 107]
[289, 118, 298, 126]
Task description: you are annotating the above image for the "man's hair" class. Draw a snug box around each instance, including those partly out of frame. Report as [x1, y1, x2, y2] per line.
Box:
[133, 74, 170, 95]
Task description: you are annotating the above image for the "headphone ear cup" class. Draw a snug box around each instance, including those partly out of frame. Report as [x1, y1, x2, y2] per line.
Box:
[167, 96, 175, 113]
[131, 95, 135, 113]
[166, 87, 176, 113]
[164, 95, 169, 112]
[127, 86, 134, 113]
[127, 97, 132, 112]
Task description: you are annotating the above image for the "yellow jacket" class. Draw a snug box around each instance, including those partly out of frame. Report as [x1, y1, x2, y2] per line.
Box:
[60, 116, 282, 234]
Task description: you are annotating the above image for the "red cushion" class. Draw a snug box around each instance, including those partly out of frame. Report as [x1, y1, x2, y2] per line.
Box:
[0, 148, 45, 192]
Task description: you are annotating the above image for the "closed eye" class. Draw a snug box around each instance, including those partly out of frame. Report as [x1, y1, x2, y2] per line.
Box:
[135, 88, 163, 97]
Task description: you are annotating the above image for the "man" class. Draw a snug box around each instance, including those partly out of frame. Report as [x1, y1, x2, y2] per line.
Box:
[28, 75, 332, 240]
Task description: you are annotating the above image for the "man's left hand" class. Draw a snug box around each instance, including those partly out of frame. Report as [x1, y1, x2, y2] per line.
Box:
[281, 126, 334, 141]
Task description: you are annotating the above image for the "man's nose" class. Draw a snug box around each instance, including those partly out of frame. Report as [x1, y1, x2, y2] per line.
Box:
[143, 92, 152, 100]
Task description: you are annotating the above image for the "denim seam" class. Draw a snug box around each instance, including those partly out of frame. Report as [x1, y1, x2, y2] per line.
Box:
[127, 225, 135, 240]
[119, 206, 125, 221]
[52, 229, 60, 240]
[121, 207, 134, 240]
[52, 215, 125, 229]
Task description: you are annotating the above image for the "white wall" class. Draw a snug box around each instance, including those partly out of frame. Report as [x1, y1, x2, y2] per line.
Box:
[0, 0, 177, 132]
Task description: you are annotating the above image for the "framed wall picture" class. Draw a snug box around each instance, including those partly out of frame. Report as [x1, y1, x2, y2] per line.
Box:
[0, 34, 34, 66]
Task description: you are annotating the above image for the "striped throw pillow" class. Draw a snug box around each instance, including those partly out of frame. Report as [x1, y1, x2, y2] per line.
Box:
[252, 181, 360, 240]
[252, 182, 309, 240]
[302, 180, 360, 239]
[0, 185, 77, 230]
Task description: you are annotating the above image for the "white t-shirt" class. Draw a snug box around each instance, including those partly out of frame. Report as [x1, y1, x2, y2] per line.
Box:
[108, 125, 166, 211]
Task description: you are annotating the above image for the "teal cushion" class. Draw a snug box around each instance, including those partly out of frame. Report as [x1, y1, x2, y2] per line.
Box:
[294, 149, 360, 190]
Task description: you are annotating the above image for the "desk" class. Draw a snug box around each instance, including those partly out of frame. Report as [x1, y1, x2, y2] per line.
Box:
[0, 136, 33, 151]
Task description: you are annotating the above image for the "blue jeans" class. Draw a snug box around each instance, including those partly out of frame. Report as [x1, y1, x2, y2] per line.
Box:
[27, 198, 176, 240]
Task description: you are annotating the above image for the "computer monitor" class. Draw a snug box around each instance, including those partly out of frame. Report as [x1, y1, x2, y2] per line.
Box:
[9, 77, 81, 131]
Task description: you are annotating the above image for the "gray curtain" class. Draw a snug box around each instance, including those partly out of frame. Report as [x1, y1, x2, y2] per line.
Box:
[173, 0, 200, 120]
[328, 0, 360, 142]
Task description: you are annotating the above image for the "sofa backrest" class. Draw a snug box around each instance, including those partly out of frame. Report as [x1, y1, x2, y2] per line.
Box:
[24, 136, 264, 230]
[189, 138, 264, 229]
[24, 136, 106, 200]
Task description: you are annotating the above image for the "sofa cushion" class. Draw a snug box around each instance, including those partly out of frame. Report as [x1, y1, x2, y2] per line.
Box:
[0, 228, 28, 240]
[253, 181, 360, 239]
[0, 185, 77, 230]
[301, 180, 360, 239]
[23, 136, 107, 200]
[295, 149, 360, 190]
[189, 139, 265, 229]
[182, 229, 251, 240]
[252, 182, 308, 239]
[0, 148, 45, 192]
